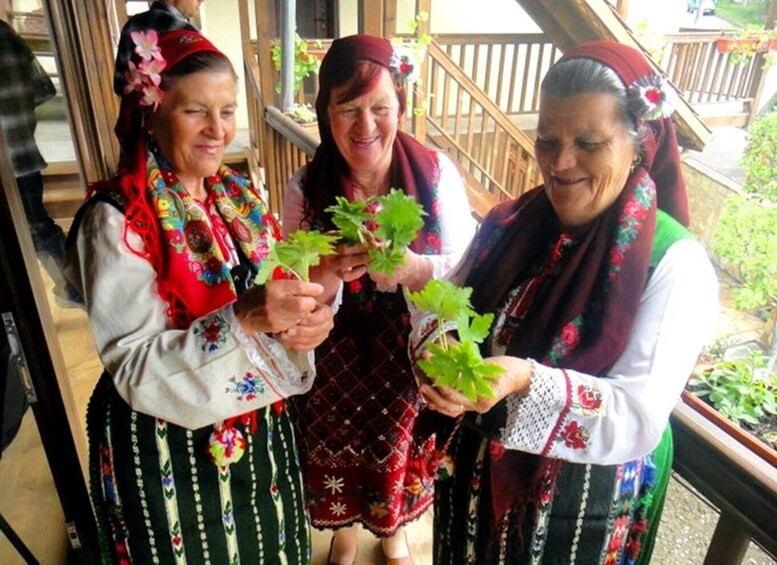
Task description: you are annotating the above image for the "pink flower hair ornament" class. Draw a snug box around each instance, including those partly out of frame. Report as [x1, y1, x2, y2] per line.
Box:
[123, 29, 167, 109]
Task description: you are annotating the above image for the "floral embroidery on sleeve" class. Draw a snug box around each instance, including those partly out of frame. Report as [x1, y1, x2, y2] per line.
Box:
[194, 314, 229, 352]
[573, 383, 604, 416]
[557, 420, 589, 450]
[226, 371, 266, 401]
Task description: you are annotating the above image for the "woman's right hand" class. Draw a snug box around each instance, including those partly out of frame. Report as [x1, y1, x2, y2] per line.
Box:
[309, 243, 372, 302]
[233, 279, 325, 335]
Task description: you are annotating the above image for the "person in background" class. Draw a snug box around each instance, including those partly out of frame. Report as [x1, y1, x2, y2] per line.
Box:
[410, 40, 718, 564]
[0, 18, 79, 304]
[66, 29, 333, 563]
[283, 34, 476, 565]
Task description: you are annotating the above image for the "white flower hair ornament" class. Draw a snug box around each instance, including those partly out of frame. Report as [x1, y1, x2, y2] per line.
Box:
[123, 29, 167, 110]
[389, 42, 424, 85]
[628, 74, 677, 121]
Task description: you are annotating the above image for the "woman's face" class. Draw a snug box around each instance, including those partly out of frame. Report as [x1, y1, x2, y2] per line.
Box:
[327, 67, 401, 178]
[150, 70, 237, 190]
[535, 92, 637, 230]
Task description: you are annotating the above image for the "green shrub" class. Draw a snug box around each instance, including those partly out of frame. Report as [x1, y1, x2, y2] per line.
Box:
[741, 110, 777, 201]
[711, 197, 777, 310]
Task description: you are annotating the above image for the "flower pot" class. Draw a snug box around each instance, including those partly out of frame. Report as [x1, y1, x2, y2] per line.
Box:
[681, 389, 777, 467]
[716, 36, 774, 55]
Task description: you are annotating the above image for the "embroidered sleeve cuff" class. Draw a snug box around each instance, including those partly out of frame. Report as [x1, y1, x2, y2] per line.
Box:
[501, 361, 568, 454]
[225, 306, 315, 398]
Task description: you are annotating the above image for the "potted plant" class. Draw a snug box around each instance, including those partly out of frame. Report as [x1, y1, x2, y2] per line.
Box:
[716, 28, 777, 65]
[271, 33, 324, 123]
[686, 346, 777, 465]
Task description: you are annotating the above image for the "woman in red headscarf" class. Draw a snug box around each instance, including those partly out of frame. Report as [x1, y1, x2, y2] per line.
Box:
[410, 41, 718, 563]
[282, 34, 475, 564]
[66, 30, 333, 563]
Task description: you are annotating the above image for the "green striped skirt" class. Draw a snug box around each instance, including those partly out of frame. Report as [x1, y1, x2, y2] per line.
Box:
[87, 373, 311, 564]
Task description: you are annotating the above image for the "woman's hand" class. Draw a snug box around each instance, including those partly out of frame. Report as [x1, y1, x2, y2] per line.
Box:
[275, 302, 334, 351]
[309, 243, 371, 302]
[369, 248, 433, 292]
[418, 355, 533, 417]
[233, 279, 324, 335]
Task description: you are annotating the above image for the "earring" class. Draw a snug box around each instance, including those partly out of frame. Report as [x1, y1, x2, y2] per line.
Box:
[630, 155, 642, 173]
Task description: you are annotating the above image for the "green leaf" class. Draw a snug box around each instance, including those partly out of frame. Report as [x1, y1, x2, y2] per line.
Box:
[325, 197, 370, 245]
[374, 188, 426, 251]
[407, 279, 473, 325]
[417, 340, 503, 403]
[254, 229, 337, 283]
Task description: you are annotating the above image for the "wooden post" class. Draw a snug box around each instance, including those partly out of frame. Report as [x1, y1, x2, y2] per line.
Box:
[359, 0, 384, 36]
[411, 0, 430, 143]
[703, 510, 751, 565]
[42, 0, 119, 183]
[744, 0, 777, 125]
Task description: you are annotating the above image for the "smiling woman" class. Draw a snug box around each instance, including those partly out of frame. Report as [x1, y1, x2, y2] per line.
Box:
[64, 29, 334, 564]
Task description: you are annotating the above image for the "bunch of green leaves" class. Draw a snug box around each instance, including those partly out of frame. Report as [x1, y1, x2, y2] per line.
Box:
[271, 34, 322, 94]
[325, 188, 426, 275]
[254, 229, 337, 283]
[689, 349, 777, 427]
[711, 196, 777, 310]
[408, 280, 503, 402]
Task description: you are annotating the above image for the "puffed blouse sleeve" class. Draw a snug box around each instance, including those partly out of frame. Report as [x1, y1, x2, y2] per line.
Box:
[499, 239, 718, 464]
[70, 201, 315, 430]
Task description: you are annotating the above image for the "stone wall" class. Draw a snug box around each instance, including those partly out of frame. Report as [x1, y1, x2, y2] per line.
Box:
[682, 156, 741, 250]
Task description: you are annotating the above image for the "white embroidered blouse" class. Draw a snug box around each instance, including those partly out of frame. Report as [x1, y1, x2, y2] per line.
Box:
[410, 238, 718, 465]
[67, 201, 315, 430]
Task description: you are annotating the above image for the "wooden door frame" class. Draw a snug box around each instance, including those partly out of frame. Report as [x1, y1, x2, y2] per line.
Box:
[0, 129, 99, 563]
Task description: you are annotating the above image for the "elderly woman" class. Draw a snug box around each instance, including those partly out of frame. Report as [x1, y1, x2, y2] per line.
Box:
[66, 30, 333, 563]
[410, 41, 718, 563]
[282, 35, 475, 564]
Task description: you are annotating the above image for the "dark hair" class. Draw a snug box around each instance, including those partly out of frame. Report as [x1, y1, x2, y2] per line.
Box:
[540, 58, 646, 151]
[161, 51, 237, 91]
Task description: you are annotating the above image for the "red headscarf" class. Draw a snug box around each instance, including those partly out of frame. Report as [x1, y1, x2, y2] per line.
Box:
[301, 34, 441, 257]
[463, 40, 689, 535]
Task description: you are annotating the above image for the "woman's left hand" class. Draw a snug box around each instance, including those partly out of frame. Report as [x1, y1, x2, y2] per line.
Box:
[418, 355, 533, 417]
[275, 302, 335, 351]
[369, 248, 432, 292]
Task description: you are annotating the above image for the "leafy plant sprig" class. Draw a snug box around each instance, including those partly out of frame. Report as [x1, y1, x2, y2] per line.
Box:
[254, 229, 337, 283]
[408, 279, 503, 402]
[325, 188, 426, 275]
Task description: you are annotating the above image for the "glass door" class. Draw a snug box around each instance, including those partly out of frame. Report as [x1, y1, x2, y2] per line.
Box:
[0, 6, 99, 562]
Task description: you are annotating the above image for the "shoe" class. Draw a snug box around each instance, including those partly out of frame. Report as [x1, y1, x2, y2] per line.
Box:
[327, 537, 358, 565]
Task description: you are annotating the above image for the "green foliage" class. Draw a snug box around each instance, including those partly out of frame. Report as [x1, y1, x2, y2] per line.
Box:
[287, 103, 317, 124]
[271, 34, 322, 95]
[408, 280, 503, 402]
[711, 197, 777, 310]
[255, 230, 337, 283]
[716, 0, 769, 30]
[324, 189, 426, 275]
[689, 350, 777, 427]
[741, 111, 777, 201]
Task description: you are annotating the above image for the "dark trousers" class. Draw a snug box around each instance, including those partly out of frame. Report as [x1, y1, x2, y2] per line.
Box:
[17, 172, 67, 278]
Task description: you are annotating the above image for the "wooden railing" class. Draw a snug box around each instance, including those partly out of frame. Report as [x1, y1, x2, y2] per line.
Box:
[431, 33, 562, 117]
[658, 31, 767, 126]
[423, 41, 542, 217]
